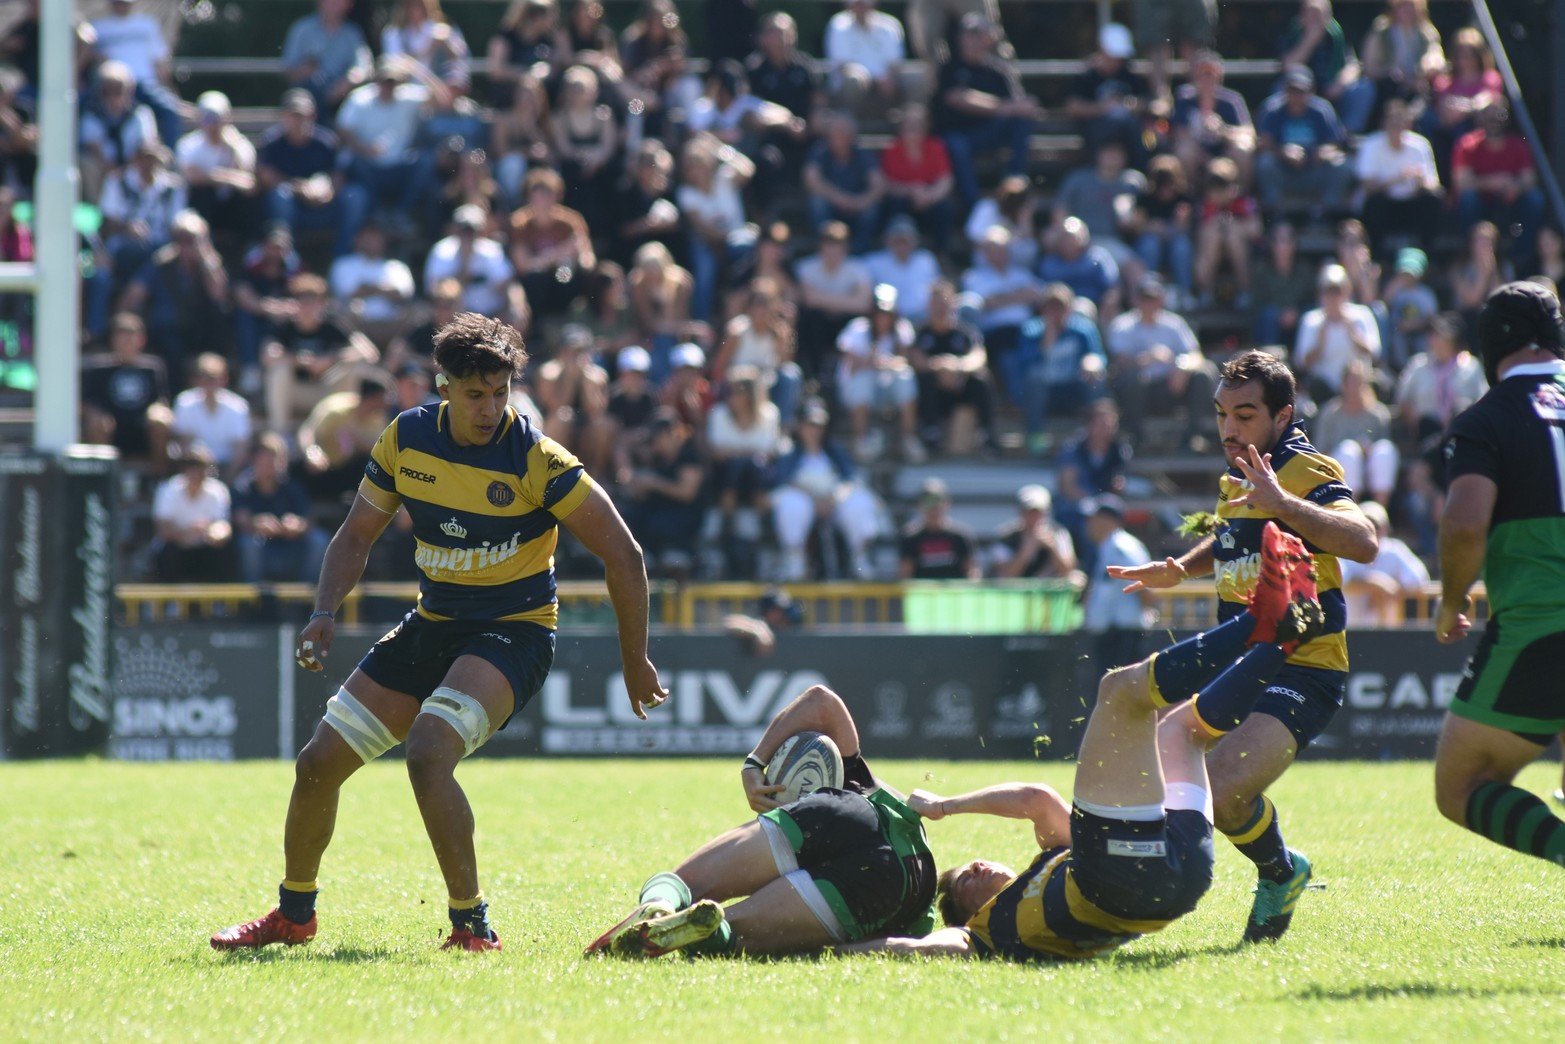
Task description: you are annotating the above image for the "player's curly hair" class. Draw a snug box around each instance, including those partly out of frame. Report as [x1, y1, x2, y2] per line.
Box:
[433, 312, 528, 381]
[935, 866, 965, 926]
[1218, 349, 1295, 416]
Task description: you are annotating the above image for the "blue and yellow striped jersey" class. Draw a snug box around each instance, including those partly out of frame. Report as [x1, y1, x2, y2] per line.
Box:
[1213, 424, 1355, 672]
[965, 848, 1172, 961]
[358, 403, 594, 628]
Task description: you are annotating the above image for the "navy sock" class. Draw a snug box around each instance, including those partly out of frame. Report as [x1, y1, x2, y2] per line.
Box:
[278, 883, 318, 925]
[1466, 782, 1565, 867]
[1224, 796, 1295, 882]
[450, 900, 493, 938]
[1150, 612, 1257, 706]
[1190, 643, 1287, 735]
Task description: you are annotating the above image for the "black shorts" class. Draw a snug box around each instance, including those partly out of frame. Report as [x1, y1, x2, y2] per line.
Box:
[356, 610, 555, 727]
[1070, 807, 1215, 923]
[1252, 664, 1345, 751]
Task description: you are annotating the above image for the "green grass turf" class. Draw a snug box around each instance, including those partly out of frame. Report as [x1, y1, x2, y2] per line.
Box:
[1, 759, 1562, 1041]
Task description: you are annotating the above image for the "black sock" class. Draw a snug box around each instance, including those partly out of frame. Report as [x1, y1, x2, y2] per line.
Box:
[1466, 782, 1565, 866]
[278, 883, 318, 925]
[1224, 796, 1295, 882]
[449, 900, 493, 938]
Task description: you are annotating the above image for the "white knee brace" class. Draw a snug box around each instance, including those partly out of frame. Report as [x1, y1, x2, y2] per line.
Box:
[419, 686, 492, 758]
[324, 688, 400, 763]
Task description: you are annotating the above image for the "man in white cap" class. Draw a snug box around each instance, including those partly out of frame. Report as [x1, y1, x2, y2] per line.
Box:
[1064, 23, 1152, 161]
[422, 204, 517, 319]
[177, 90, 257, 239]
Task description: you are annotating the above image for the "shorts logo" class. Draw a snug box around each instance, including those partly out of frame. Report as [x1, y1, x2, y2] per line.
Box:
[400, 466, 437, 484]
[1107, 839, 1167, 858]
[1267, 686, 1306, 705]
[487, 481, 516, 507]
[479, 632, 513, 644]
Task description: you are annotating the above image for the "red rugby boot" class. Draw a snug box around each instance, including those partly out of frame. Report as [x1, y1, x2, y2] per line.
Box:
[210, 908, 317, 950]
[1248, 522, 1323, 654]
[442, 926, 503, 952]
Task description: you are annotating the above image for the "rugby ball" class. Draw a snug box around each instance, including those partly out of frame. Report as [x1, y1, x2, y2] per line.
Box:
[765, 731, 844, 804]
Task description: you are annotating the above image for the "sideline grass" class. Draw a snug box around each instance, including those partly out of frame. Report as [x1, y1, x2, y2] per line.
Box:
[1, 759, 1561, 1041]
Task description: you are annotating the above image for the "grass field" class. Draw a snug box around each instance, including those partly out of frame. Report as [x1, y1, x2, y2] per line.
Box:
[2, 758, 1562, 1042]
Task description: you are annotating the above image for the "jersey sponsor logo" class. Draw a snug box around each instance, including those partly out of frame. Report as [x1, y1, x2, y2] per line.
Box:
[487, 481, 516, 507]
[1214, 552, 1261, 589]
[440, 517, 469, 539]
[415, 530, 523, 574]
[400, 466, 437, 484]
[1107, 838, 1168, 858]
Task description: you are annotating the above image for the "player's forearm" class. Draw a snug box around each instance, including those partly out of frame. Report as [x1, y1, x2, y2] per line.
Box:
[939, 783, 1061, 822]
[1273, 497, 1378, 563]
[840, 928, 975, 957]
[1437, 519, 1486, 604]
[313, 531, 374, 613]
[1177, 536, 1216, 578]
[603, 548, 652, 665]
[754, 686, 854, 762]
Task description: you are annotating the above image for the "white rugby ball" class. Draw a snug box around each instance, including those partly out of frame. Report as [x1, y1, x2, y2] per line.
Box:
[765, 731, 844, 804]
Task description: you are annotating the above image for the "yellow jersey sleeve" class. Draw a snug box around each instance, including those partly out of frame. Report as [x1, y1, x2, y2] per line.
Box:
[1277, 450, 1354, 507]
[360, 417, 404, 514]
[523, 434, 593, 520]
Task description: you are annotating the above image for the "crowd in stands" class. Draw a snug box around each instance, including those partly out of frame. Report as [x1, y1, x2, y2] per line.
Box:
[0, 0, 1551, 616]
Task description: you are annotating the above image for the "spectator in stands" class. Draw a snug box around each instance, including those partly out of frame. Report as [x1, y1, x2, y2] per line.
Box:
[961, 225, 1041, 371]
[1278, 0, 1374, 134]
[330, 223, 416, 349]
[659, 342, 712, 434]
[865, 215, 941, 326]
[879, 103, 955, 244]
[1055, 398, 1131, 548]
[1450, 220, 1512, 330]
[627, 242, 695, 374]
[281, 0, 374, 112]
[1394, 311, 1485, 445]
[804, 110, 884, 253]
[714, 276, 802, 424]
[1357, 0, 1444, 128]
[735, 221, 799, 315]
[81, 312, 172, 472]
[836, 283, 923, 462]
[1295, 263, 1381, 402]
[535, 323, 614, 476]
[1170, 50, 1254, 186]
[152, 445, 235, 582]
[78, 61, 158, 202]
[1313, 358, 1397, 507]
[964, 174, 1038, 270]
[382, 0, 473, 95]
[256, 90, 362, 258]
[175, 91, 257, 244]
[1452, 100, 1545, 266]
[823, 0, 909, 116]
[746, 13, 819, 146]
[620, 409, 706, 578]
[1382, 246, 1439, 370]
[574, 260, 641, 359]
[490, 73, 553, 207]
[1192, 155, 1261, 308]
[685, 59, 800, 211]
[1539, 225, 1565, 288]
[705, 366, 784, 577]
[1356, 98, 1441, 257]
[298, 374, 393, 500]
[1081, 493, 1155, 669]
[677, 133, 757, 323]
[613, 140, 682, 267]
[388, 275, 459, 371]
[1251, 221, 1313, 348]
[935, 13, 1040, 204]
[429, 203, 519, 319]
[550, 64, 620, 232]
[1018, 281, 1106, 452]
[90, 0, 182, 147]
[90, 140, 185, 342]
[1126, 154, 1194, 304]
[899, 477, 978, 580]
[912, 279, 995, 456]
[1035, 215, 1120, 317]
[1334, 217, 1384, 310]
[262, 272, 378, 433]
[232, 431, 329, 584]
[607, 344, 657, 461]
[704, 0, 757, 66]
[990, 484, 1080, 581]
[1255, 66, 1351, 217]
[171, 352, 252, 475]
[1130, 0, 1217, 102]
[1426, 27, 1501, 184]
[621, 0, 692, 137]
[335, 55, 450, 234]
[487, 0, 559, 108]
[1339, 500, 1428, 627]
[771, 399, 882, 580]
[118, 209, 230, 387]
[230, 225, 301, 390]
[0, 71, 36, 194]
[1105, 275, 1216, 450]
[1064, 22, 1151, 160]
[1051, 141, 1143, 275]
[795, 220, 872, 379]
[394, 361, 437, 413]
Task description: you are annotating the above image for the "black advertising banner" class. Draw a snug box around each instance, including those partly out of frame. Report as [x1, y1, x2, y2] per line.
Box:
[1310, 629, 1474, 759]
[0, 453, 51, 757]
[56, 450, 117, 754]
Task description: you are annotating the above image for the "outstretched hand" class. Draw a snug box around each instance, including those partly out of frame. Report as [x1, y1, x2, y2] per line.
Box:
[1106, 558, 1185, 594]
[1227, 446, 1287, 514]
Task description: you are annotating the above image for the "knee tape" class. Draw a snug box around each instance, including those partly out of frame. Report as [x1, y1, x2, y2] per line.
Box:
[324, 688, 399, 763]
[419, 686, 491, 758]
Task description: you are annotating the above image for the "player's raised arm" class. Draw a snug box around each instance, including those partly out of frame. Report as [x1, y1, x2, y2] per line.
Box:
[1228, 446, 1379, 563]
[740, 685, 862, 812]
[560, 483, 668, 720]
[295, 485, 400, 671]
[909, 782, 1071, 849]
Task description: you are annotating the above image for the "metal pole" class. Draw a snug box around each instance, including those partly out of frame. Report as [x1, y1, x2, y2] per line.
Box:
[1554, 0, 1565, 204]
[33, 0, 80, 453]
[1473, 0, 1565, 228]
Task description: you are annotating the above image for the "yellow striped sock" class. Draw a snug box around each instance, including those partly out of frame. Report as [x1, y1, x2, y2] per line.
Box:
[1223, 796, 1276, 845]
[1146, 654, 1172, 708]
[282, 879, 318, 893]
[449, 892, 485, 910]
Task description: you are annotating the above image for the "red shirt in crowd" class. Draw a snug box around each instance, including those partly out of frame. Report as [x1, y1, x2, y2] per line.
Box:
[881, 137, 952, 189]
[1451, 129, 1534, 190]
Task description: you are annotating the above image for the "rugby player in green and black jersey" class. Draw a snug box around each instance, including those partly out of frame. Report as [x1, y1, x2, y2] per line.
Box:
[1435, 281, 1565, 870]
[212, 313, 669, 953]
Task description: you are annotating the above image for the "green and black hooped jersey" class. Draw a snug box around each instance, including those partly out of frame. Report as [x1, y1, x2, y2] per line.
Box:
[1445, 362, 1565, 622]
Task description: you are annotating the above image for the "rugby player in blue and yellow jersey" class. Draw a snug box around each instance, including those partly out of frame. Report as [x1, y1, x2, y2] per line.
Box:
[213, 313, 668, 953]
[1108, 350, 1377, 942]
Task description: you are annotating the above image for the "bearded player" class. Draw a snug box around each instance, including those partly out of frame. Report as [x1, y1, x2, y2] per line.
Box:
[848, 523, 1325, 960]
[212, 313, 667, 952]
[1108, 350, 1376, 942]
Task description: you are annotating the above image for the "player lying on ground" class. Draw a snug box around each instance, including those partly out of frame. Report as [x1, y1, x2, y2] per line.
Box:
[212, 313, 667, 953]
[847, 522, 1325, 960]
[584, 684, 937, 957]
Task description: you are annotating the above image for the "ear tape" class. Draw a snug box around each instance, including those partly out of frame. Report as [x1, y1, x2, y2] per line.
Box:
[435, 372, 448, 388]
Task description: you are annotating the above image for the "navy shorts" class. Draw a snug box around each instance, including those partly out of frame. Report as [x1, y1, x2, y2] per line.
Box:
[1252, 664, 1345, 751]
[356, 611, 555, 728]
[1070, 807, 1215, 923]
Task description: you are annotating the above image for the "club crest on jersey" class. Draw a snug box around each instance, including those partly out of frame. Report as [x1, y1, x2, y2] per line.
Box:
[487, 481, 516, 507]
[440, 517, 468, 539]
[1531, 383, 1565, 421]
